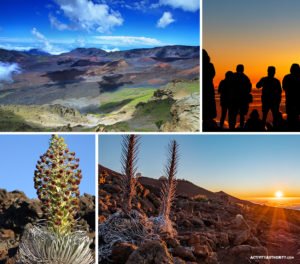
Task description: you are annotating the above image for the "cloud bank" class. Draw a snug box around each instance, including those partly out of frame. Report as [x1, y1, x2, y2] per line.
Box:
[157, 12, 175, 28]
[158, 0, 199, 12]
[93, 36, 162, 47]
[0, 62, 21, 84]
[53, 0, 123, 33]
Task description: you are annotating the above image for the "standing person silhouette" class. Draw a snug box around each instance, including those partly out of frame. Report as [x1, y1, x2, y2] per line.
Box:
[203, 50, 217, 130]
[283, 64, 300, 130]
[229, 64, 252, 129]
[218, 71, 234, 129]
[256, 66, 282, 126]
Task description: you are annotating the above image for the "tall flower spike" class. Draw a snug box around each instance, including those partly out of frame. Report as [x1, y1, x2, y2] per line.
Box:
[120, 135, 140, 214]
[159, 140, 179, 222]
[34, 134, 82, 235]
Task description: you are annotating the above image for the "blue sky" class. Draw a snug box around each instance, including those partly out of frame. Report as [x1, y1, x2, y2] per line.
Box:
[0, 135, 95, 198]
[0, 0, 199, 54]
[99, 135, 300, 198]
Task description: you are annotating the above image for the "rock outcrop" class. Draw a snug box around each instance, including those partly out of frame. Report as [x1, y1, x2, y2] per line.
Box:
[162, 93, 199, 132]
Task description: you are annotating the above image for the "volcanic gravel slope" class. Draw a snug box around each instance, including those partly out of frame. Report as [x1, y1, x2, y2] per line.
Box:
[99, 165, 300, 264]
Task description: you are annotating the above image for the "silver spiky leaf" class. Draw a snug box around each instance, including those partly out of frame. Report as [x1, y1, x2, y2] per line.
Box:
[99, 210, 158, 262]
[18, 225, 94, 264]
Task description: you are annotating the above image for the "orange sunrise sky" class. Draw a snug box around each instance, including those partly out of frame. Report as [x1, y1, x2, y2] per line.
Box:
[203, 0, 300, 87]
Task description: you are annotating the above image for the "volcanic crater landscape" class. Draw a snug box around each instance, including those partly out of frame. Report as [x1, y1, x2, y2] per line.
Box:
[0, 45, 199, 132]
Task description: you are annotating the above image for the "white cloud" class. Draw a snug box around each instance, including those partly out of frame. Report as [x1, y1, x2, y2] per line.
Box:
[101, 46, 120, 52]
[53, 0, 123, 33]
[49, 14, 71, 31]
[158, 0, 199, 12]
[0, 44, 35, 51]
[75, 38, 86, 47]
[93, 36, 162, 47]
[157, 12, 175, 28]
[0, 62, 21, 84]
[31, 28, 66, 54]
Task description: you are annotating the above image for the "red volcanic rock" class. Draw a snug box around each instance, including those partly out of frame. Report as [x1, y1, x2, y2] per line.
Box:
[228, 245, 269, 264]
[173, 246, 196, 261]
[126, 240, 173, 264]
[111, 242, 137, 264]
[0, 189, 95, 263]
[193, 244, 211, 258]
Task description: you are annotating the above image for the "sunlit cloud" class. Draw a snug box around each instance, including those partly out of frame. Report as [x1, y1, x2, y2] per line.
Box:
[53, 0, 123, 33]
[157, 12, 175, 28]
[155, 0, 200, 12]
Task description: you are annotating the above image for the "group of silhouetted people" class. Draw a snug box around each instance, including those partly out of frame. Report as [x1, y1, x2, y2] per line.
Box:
[203, 49, 300, 131]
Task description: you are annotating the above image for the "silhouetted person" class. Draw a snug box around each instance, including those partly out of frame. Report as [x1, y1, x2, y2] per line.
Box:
[244, 109, 265, 131]
[203, 50, 217, 130]
[229, 64, 252, 129]
[256, 66, 282, 125]
[272, 112, 288, 131]
[283, 63, 300, 130]
[218, 71, 234, 129]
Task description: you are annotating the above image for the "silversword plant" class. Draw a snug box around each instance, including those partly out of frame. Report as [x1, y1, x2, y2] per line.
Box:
[18, 135, 93, 264]
[152, 140, 179, 237]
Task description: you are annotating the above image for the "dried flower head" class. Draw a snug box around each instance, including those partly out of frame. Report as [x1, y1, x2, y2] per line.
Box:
[34, 134, 82, 235]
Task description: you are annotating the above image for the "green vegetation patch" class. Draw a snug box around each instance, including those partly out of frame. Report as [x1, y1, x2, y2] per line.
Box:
[165, 79, 199, 95]
[99, 88, 155, 113]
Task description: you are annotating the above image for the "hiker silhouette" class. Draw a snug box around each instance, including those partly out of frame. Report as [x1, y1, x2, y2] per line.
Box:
[244, 109, 265, 131]
[218, 71, 234, 129]
[256, 66, 282, 125]
[228, 64, 252, 129]
[283, 63, 300, 130]
[203, 50, 217, 129]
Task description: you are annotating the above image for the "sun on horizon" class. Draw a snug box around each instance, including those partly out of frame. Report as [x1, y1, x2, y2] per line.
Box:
[275, 191, 284, 199]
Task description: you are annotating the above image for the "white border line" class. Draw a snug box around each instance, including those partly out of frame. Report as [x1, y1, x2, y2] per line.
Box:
[95, 134, 98, 264]
[200, 0, 203, 133]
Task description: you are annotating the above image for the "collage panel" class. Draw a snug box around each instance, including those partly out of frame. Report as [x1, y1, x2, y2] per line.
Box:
[203, 0, 300, 132]
[99, 134, 300, 263]
[0, 0, 200, 133]
[0, 134, 96, 263]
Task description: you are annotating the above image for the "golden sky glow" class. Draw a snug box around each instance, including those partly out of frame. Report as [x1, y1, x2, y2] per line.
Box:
[204, 0, 300, 86]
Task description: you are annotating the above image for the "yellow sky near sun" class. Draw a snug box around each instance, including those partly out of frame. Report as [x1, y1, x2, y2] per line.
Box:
[205, 40, 300, 87]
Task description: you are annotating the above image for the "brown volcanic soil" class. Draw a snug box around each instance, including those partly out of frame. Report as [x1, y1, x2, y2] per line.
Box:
[0, 189, 95, 264]
[99, 165, 300, 264]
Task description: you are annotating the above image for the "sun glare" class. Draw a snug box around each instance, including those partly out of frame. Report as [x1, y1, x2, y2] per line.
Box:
[275, 191, 283, 198]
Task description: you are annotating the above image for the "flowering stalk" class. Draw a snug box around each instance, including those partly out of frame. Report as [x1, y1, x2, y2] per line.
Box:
[120, 135, 140, 214]
[34, 134, 82, 235]
[159, 140, 178, 223]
